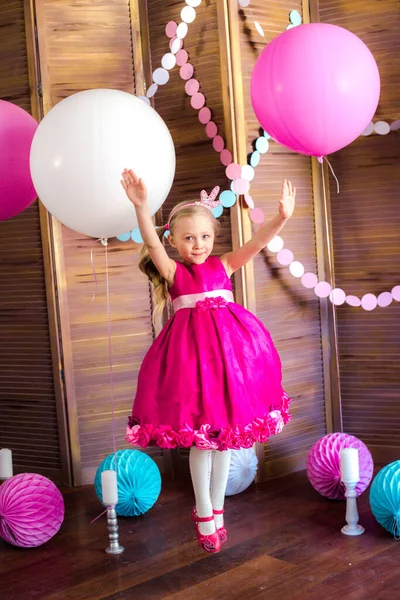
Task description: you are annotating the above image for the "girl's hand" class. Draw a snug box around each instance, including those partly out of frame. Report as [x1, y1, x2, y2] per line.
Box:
[121, 169, 148, 208]
[279, 179, 296, 220]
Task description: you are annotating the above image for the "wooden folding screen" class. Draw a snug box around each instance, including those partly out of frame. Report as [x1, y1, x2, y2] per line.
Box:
[5, 0, 393, 486]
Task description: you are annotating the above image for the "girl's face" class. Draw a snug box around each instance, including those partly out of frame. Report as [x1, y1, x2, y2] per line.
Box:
[169, 214, 215, 264]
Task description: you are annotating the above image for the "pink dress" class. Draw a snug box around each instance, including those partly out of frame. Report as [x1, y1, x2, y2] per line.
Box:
[126, 256, 291, 451]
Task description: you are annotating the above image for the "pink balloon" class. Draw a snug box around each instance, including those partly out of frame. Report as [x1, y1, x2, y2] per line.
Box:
[251, 24, 380, 156]
[0, 100, 38, 221]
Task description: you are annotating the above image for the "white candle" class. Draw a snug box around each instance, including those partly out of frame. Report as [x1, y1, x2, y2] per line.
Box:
[0, 448, 13, 479]
[340, 448, 360, 482]
[101, 470, 118, 505]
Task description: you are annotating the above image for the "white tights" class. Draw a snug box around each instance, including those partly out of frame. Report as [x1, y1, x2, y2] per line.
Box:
[189, 447, 232, 535]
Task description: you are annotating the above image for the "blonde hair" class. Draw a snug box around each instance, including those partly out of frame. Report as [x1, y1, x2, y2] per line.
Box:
[139, 202, 220, 321]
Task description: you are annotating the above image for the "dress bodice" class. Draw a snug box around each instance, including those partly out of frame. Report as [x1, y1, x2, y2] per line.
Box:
[169, 256, 232, 300]
[169, 256, 233, 312]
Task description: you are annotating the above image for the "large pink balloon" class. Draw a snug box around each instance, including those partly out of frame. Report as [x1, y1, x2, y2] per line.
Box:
[251, 24, 380, 157]
[0, 100, 38, 221]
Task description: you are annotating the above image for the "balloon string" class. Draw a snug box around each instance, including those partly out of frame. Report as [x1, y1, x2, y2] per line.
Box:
[104, 240, 118, 474]
[324, 156, 340, 194]
[90, 504, 115, 524]
[90, 248, 98, 303]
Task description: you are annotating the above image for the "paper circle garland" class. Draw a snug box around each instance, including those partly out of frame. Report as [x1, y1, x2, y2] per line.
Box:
[306, 433, 374, 500]
[0, 473, 64, 547]
[94, 449, 161, 517]
[369, 460, 400, 537]
[225, 448, 258, 496]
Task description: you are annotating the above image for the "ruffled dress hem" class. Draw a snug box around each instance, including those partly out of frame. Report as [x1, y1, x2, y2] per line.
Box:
[126, 393, 291, 451]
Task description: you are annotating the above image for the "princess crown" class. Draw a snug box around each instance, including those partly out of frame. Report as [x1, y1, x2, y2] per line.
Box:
[166, 186, 221, 229]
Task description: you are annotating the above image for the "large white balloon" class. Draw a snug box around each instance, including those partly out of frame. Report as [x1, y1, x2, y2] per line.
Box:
[225, 448, 258, 496]
[30, 89, 175, 238]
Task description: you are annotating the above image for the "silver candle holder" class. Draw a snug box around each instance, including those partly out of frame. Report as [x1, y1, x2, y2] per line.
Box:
[105, 506, 124, 554]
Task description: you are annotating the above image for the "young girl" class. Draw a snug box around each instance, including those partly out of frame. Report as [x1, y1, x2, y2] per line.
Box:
[122, 169, 295, 554]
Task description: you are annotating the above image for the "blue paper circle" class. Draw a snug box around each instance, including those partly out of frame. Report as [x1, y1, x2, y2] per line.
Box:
[116, 232, 131, 242]
[263, 130, 271, 139]
[131, 228, 143, 243]
[220, 190, 237, 208]
[370, 460, 400, 536]
[164, 229, 170, 238]
[255, 137, 269, 154]
[250, 151, 261, 168]
[212, 205, 224, 218]
[289, 10, 302, 26]
[94, 449, 161, 517]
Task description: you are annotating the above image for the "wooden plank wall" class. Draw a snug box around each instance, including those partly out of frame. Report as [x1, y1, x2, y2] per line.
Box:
[318, 0, 400, 462]
[0, 0, 61, 481]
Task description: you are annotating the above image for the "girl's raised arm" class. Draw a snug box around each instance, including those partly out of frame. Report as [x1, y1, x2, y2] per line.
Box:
[121, 169, 176, 284]
[220, 180, 296, 276]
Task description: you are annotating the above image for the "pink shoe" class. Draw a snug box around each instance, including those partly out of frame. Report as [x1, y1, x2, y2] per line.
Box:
[191, 507, 222, 554]
[213, 508, 228, 544]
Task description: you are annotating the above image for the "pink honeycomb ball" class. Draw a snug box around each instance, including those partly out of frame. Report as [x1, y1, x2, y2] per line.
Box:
[306, 432, 373, 499]
[0, 473, 64, 547]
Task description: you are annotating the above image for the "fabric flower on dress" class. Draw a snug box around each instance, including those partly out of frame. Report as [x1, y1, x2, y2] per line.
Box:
[125, 391, 291, 450]
[128, 416, 140, 428]
[177, 424, 195, 448]
[195, 296, 228, 311]
[194, 424, 219, 450]
[268, 410, 285, 434]
[125, 424, 141, 445]
[214, 428, 233, 451]
[252, 417, 268, 443]
[155, 427, 179, 449]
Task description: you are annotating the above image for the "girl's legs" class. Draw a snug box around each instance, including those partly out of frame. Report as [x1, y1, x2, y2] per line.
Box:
[189, 447, 215, 535]
[211, 449, 232, 529]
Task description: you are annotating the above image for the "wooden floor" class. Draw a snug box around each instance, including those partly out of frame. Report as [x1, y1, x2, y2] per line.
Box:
[1, 469, 398, 600]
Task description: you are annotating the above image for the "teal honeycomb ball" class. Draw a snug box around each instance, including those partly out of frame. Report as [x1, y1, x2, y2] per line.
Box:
[94, 449, 161, 516]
